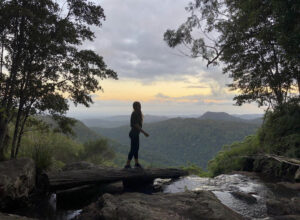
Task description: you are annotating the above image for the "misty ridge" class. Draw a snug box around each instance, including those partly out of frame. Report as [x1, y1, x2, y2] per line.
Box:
[60, 111, 263, 168]
[81, 112, 263, 128]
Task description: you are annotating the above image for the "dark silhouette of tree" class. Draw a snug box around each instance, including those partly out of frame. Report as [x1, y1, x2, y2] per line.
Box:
[0, 0, 117, 160]
[164, 0, 300, 108]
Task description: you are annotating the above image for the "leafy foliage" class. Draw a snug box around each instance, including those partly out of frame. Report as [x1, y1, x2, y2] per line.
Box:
[40, 115, 101, 143]
[208, 101, 300, 176]
[208, 135, 260, 176]
[0, 0, 117, 160]
[18, 130, 83, 172]
[258, 99, 300, 157]
[164, 0, 300, 108]
[14, 119, 118, 171]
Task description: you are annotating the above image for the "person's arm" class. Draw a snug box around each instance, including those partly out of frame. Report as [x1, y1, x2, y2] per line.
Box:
[134, 124, 149, 137]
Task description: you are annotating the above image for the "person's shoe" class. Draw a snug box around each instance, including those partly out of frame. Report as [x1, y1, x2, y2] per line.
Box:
[124, 164, 131, 169]
[134, 163, 143, 169]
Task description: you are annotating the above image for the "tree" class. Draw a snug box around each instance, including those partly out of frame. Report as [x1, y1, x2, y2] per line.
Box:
[0, 0, 117, 160]
[164, 0, 300, 108]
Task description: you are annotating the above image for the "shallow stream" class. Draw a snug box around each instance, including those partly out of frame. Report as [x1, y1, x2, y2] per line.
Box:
[14, 172, 300, 219]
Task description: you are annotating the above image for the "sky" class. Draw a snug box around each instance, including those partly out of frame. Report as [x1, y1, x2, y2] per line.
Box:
[68, 0, 264, 119]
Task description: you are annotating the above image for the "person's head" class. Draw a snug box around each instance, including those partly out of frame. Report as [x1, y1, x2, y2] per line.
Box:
[133, 101, 141, 112]
[133, 101, 143, 122]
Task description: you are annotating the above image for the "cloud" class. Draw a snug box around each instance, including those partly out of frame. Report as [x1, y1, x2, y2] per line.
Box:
[65, 0, 263, 117]
[85, 0, 228, 85]
[185, 85, 209, 89]
[154, 92, 234, 105]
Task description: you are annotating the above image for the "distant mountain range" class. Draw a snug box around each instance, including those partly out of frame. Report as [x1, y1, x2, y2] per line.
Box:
[82, 112, 262, 128]
[199, 112, 262, 124]
[39, 112, 262, 168]
[82, 115, 170, 128]
[233, 113, 263, 120]
[90, 112, 261, 168]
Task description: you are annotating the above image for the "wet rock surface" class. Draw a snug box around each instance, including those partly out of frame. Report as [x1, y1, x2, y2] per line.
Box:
[266, 197, 300, 216]
[0, 158, 36, 209]
[162, 173, 300, 219]
[74, 191, 244, 220]
[230, 191, 257, 204]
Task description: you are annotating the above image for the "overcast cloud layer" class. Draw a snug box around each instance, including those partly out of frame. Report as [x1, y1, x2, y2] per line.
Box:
[68, 0, 263, 118]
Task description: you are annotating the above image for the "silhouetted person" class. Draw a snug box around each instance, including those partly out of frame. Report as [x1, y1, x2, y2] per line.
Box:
[124, 101, 149, 169]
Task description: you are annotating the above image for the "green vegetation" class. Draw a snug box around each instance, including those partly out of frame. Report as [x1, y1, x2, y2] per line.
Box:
[40, 115, 101, 143]
[73, 121, 102, 143]
[164, 0, 300, 108]
[18, 130, 83, 172]
[208, 101, 300, 176]
[0, 0, 117, 160]
[163, 0, 299, 178]
[80, 139, 115, 166]
[182, 164, 210, 177]
[208, 135, 260, 176]
[5, 119, 118, 172]
[92, 116, 259, 168]
[259, 101, 300, 158]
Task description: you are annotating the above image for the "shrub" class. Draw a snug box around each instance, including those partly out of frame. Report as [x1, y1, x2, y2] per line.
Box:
[19, 131, 84, 172]
[259, 100, 300, 157]
[208, 135, 260, 176]
[208, 100, 300, 177]
[79, 139, 115, 165]
[182, 164, 210, 177]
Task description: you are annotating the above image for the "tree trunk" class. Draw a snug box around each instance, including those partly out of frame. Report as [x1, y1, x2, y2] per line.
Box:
[14, 109, 29, 158]
[0, 36, 3, 76]
[47, 167, 188, 191]
[0, 119, 9, 161]
[10, 104, 23, 159]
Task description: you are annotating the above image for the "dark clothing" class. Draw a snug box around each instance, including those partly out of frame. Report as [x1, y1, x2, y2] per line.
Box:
[128, 133, 139, 160]
[130, 111, 142, 135]
[128, 111, 142, 160]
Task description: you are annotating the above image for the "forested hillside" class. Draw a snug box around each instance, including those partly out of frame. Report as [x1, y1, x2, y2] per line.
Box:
[39, 115, 101, 143]
[82, 115, 169, 128]
[91, 116, 260, 168]
[199, 112, 262, 124]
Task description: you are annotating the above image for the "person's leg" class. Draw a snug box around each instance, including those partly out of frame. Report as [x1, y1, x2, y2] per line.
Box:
[133, 135, 140, 166]
[126, 136, 135, 166]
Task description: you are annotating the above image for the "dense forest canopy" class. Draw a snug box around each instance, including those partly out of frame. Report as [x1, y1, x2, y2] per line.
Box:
[164, 0, 300, 108]
[92, 115, 260, 168]
[0, 0, 117, 160]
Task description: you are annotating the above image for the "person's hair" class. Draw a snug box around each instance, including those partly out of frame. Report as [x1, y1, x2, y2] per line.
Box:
[133, 101, 143, 123]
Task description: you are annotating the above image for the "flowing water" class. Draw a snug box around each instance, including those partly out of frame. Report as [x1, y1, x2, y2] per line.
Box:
[162, 172, 300, 219]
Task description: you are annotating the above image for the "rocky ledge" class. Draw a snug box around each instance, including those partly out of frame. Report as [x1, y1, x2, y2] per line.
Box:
[74, 191, 243, 220]
[246, 154, 300, 182]
[0, 158, 36, 210]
